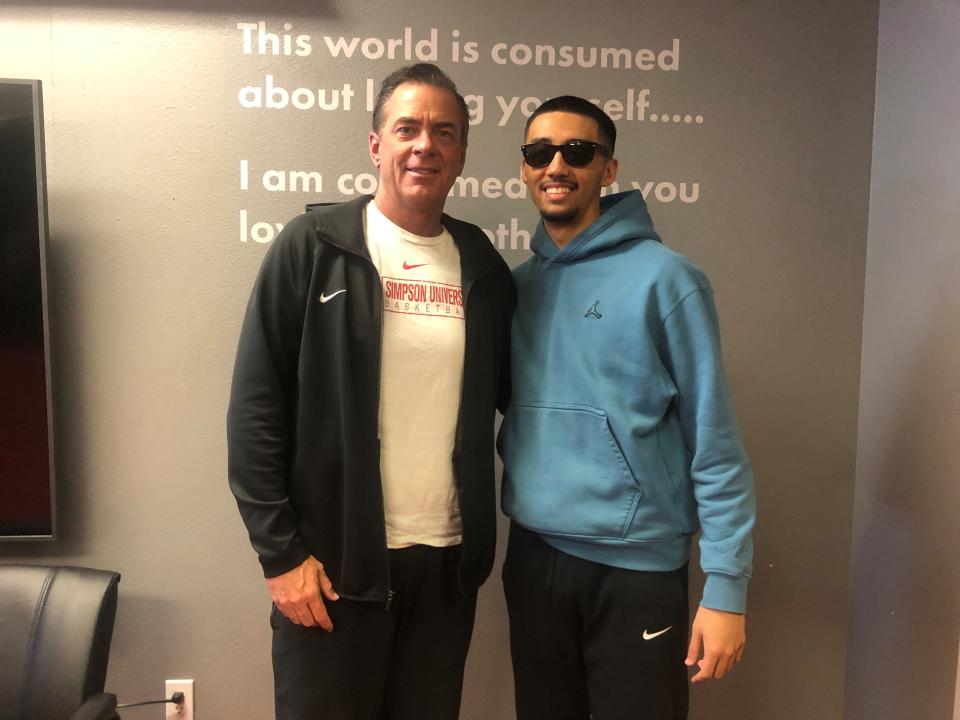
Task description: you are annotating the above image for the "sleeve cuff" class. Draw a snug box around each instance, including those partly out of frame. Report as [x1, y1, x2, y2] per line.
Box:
[701, 573, 749, 614]
[260, 544, 311, 579]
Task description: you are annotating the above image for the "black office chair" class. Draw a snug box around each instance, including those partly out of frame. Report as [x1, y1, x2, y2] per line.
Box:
[0, 564, 121, 720]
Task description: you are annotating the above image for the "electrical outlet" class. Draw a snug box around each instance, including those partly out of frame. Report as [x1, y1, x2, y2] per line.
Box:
[165, 678, 194, 720]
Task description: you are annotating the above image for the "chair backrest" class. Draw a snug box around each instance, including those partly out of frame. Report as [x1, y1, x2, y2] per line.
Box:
[0, 565, 120, 720]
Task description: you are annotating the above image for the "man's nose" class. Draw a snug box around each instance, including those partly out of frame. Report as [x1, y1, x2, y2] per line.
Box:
[545, 149, 569, 174]
[413, 129, 435, 153]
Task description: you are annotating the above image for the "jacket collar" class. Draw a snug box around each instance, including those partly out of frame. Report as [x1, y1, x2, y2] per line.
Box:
[309, 195, 501, 285]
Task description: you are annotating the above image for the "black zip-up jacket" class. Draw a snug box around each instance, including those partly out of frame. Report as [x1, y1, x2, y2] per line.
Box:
[227, 196, 514, 603]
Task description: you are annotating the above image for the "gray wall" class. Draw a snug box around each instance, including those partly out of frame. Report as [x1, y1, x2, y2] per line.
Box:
[844, 2, 960, 719]
[0, 2, 879, 718]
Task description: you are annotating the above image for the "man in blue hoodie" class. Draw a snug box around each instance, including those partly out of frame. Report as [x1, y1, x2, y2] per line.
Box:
[499, 96, 756, 719]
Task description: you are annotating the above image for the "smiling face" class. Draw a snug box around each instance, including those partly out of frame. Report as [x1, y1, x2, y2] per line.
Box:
[369, 82, 467, 235]
[521, 111, 618, 246]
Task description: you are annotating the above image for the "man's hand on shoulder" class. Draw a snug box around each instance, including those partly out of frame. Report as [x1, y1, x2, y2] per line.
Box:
[266, 556, 340, 631]
[685, 605, 745, 683]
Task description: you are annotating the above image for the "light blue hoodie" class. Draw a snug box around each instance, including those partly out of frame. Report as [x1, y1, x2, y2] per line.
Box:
[500, 190, 755, 613]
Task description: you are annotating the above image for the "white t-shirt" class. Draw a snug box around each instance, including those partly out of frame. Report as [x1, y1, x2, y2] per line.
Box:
[364, 200, 465, 549]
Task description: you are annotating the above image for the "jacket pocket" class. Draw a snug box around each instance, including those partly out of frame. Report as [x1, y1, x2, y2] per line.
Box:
[501, 402, 641, 540]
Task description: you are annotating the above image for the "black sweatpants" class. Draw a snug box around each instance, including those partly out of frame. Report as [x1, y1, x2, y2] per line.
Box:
[503, 523, 689, 720]
[271, 544, 477, 720]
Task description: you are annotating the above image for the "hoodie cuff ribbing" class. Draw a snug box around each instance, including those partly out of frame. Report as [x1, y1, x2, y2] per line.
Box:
[701, 572, 749, 614]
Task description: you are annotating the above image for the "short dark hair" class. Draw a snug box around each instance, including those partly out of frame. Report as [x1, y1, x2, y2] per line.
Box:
[524, 95, 617, 154]
[372, 63, 470, 145]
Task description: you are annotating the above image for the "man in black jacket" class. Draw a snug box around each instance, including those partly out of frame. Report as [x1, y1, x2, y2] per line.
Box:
[227, 63, 514, 720]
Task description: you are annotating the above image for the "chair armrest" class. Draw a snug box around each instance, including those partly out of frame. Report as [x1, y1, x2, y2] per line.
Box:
[70, 692, 119, 720]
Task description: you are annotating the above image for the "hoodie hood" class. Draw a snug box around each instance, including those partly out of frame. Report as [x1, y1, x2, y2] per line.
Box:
[530, 189, 661, 263]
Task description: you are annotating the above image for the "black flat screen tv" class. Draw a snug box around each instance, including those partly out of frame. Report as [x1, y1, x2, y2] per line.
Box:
[0, 78, 56, 540]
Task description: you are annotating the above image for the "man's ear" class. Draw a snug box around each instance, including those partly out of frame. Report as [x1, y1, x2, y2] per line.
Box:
[602, 157, 619, 187]
[369, 130, 381, 168]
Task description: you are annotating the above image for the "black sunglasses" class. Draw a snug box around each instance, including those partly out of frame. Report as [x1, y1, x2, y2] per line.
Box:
[521, 140, 611, 168]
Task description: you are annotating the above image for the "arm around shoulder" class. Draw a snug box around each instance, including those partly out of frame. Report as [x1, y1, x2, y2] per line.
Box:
[496, 259, 517, 414]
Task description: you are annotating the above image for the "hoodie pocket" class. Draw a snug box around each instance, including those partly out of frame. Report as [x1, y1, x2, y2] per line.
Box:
[501, 402, 642, 540]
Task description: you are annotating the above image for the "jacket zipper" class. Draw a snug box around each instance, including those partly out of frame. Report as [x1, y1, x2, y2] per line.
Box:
[341, 239, 392, 609]
[367, 255, 392, 609]
[318, 206, 394, 609]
